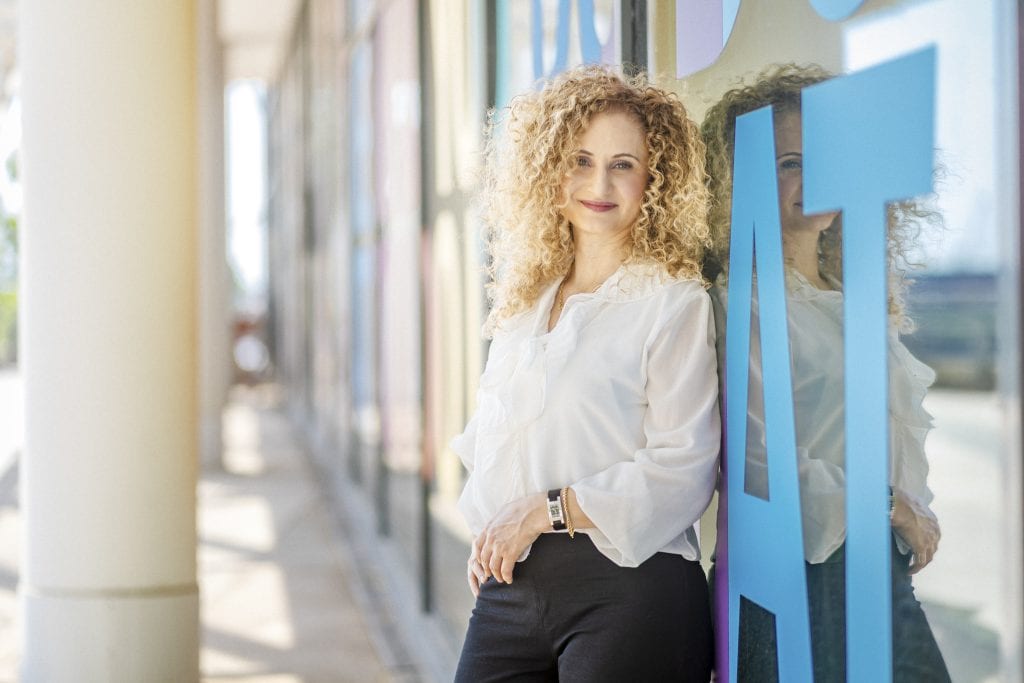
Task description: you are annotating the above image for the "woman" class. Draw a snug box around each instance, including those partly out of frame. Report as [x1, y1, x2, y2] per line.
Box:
[451, 65, 721, 682]
[702, 65, 950, 681]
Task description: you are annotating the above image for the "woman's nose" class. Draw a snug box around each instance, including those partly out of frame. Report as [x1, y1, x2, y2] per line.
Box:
[590, 167, 612, 193]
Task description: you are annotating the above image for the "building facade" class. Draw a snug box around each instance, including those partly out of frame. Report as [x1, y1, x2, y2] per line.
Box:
[265, 1, 1022, 680]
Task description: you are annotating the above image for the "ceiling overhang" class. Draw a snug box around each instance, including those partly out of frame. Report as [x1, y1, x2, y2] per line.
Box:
[218, 0, 301, 82]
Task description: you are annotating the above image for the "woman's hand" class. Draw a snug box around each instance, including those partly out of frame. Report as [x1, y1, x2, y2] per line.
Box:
[470, 493, 550, 588]
[467, 554, 487, 597]
[890, 486, 941, 574]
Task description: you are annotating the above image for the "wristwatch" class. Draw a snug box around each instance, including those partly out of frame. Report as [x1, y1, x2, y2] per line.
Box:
[546, 488, 566, 530]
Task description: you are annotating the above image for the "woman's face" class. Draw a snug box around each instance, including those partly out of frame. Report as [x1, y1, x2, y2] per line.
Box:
[561, 109, 650, 242]
[774, 110, 839, 236]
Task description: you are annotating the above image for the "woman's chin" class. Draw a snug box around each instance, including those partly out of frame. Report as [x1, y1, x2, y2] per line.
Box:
[782, 217, 836, 236]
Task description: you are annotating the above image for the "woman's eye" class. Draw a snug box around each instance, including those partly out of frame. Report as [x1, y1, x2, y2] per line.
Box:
[779, 158, 802, 171]
[575, 156, 591, 167]
[612, 160, 634, 170]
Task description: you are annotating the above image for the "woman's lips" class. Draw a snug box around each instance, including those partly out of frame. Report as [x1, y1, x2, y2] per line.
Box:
[580, 200, 617, 212]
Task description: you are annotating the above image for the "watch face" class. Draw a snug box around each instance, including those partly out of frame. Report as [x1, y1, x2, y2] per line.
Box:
[546, 494, 565, 529]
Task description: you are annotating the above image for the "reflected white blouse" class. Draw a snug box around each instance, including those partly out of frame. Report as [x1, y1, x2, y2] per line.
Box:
[452, 262, 721, 567]
[711, 271, 936, 564]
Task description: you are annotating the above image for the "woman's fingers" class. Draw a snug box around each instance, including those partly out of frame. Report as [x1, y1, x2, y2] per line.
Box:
[467, 561, 477, 596]
[487, 544, 505, 582]
[909, 550, 925, 574]
[499, 554, 516, 584]
[471, 557, 488, 585]
[909, 541, 935, 574]
[912, 507, 939, 572]
[467, 554, 490, 596]
[910, 524, 939, 574]
[475, 532, 515, 584]
[472, 536, 493, 579]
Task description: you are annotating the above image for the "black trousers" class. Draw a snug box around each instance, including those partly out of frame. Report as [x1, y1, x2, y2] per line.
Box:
[455, 533, 714, 682]
[731, 539, 951, 682]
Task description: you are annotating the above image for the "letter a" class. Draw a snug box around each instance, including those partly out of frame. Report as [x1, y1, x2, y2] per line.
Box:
[724, 106, 814, 683]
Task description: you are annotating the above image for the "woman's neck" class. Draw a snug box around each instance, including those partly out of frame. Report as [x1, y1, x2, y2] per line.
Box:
[783, 231, 830, 290]
[569, 233, 629, 290]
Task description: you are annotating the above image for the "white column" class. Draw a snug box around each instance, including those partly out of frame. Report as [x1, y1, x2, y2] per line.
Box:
[198, 0, 231, 469]
[19, 1, 200, 681]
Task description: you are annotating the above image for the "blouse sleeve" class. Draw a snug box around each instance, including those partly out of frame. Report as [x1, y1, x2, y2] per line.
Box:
[570, 287, 722, 567]
[450, 415, 478, 473]
[450, 336, 508, 474]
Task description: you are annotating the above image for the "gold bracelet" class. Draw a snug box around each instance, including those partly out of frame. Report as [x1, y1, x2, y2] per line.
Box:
[560, 486, 575, 539]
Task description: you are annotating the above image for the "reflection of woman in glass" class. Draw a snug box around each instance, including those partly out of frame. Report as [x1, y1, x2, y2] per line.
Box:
[451, 65, 720, 681]
[702, 65, 951, 682]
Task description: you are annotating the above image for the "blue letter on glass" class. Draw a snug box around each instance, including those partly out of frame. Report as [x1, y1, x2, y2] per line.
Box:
[725, 106, 813, 683]
[531, 0, 571, 80]
[802, 46, 936, 683]
[810, 0, 865, 21]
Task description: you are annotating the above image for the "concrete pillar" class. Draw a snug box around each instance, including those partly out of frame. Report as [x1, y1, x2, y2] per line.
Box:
[19, 1, 199, 681]
[198, 0, 231, 469]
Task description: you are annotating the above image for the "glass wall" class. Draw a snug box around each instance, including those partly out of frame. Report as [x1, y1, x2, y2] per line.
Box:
[652, 0, 1020, 680]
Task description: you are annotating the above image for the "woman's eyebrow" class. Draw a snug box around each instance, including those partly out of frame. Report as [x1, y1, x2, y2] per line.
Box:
[776, 151, 802, 159]
[577, 149, 642, 162]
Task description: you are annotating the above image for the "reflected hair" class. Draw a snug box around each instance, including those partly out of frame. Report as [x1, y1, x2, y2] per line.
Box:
[480, 64, 711, 337]
[700, 63, 941, 330]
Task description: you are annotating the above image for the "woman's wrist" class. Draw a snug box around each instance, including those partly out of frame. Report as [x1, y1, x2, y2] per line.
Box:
[531, 487, 593, 535]
[534, 492, 555, 534]
[889, 487, 915, 530]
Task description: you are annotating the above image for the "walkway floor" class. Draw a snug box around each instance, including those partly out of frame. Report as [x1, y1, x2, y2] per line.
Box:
[201, 384, 403, 682]
[0, 376, 416, 682]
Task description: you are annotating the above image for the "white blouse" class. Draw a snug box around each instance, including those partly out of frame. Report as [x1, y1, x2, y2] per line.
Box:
[710, 271, 936, 564]
[451, 262, 721, 568]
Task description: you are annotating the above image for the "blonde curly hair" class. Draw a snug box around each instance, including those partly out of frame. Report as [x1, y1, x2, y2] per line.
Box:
[481, 65, 711, 336]
[700, 63, 940, 330]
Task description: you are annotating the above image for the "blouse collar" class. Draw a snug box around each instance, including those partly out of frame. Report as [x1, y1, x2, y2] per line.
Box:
[599, 261, 676, 301]
[546, 261, 674, 304]
[527, 261, 675, 339]
[785, 268, 843, 301]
